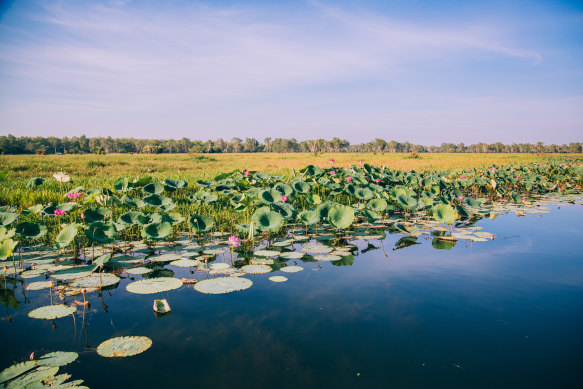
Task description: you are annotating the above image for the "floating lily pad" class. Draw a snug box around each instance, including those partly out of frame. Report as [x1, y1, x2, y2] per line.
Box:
[97, 336, 152, 358]
[268, 276, 288, 283]
[38, 351, 79, 367]
[203, 249, 226, 255]
[209, 263, 230, 270]
[169, 259, 200, 268]
[125, 267, 152, 275]
[69, 273, 120, 288]
[26, 280, 54, 291]
[28, 304, 77, 320]
[279, 251, 305, 260]
[7, 365, 59, 388]
[254, 249, 280, 257]
[0, 361, 37, 384]
[20, 269, 46, 279]
[241, 264, 272, 274]
[148, 253, 182, 263]
[280, 265, 304, 273]
[314, 254, 342, 261]
[51, 265, 97, 281]
[126, 277, 183, 294]
[301, 244, 333, 254]
[194, 277, 253, 294]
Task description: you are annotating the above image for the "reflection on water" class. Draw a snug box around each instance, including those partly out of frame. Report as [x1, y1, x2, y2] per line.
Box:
[1, 201, 583, 388]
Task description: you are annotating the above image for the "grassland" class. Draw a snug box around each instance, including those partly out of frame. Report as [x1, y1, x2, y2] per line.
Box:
[1, 152, 574, 186]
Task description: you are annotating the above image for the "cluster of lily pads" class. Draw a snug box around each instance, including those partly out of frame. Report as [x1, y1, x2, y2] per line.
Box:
[1, 159, 582, 387]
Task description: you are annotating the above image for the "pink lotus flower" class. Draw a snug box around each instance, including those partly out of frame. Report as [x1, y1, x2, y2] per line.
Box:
[29, 352, 34, 360]
[457, 196, 464, 200]
[492, 168, 497, 172]
[374, 178, 381, 183]
[359, 160, 364, 164]
[346, 176, 352, 182]
[54, 209, 65, 216]
[329, 170, 336, 175]
[228, 235, 241, 247]
[280, 196, 288, 202]
[460, 175, 465, 179]
[517, 175, 521, 179]
[81, 212, 85, 219]
[67, 192, 81, 198]
[329, 158, 335, 163]
[244, 171, 250, 177]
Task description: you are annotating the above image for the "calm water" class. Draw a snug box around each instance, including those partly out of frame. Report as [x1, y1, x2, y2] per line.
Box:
[2, 202, 583, 389]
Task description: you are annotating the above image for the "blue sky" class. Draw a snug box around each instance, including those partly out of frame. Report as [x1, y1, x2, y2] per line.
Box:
[0, 0, 582, 144]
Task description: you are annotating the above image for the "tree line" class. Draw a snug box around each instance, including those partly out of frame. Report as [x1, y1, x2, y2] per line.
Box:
[0, 134, 581, 155]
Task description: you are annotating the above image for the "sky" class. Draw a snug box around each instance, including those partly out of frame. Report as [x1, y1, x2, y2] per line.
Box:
[0, 0, 582, 144]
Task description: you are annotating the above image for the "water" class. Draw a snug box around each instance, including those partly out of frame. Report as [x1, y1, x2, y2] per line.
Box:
[2, 202, 583, 388]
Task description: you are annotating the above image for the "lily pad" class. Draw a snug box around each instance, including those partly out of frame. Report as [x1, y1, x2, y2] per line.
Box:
[254, 249, 280, 257]
[26, 281, 54, 291]
[0, 361, 37, 385]
[125, 267, 153, 275]
[28, 304, 77, 320]
[241, 264, 272, 274]
[280, 265, 304, 273]
[169, 259, 200, 268]
[69, 273, 121, 288]
[126, 277, 183, 294]
[38, 351, 79, 367]
[268, 276, 288, 283]
[194, 277, 253, 294]
[97, 336, 152, 358]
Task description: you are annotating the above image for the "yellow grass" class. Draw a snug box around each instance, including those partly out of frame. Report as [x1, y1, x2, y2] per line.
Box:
[0, 152, 576, 186]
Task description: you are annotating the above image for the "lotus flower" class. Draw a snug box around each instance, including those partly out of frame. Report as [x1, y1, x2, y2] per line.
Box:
[244, 171, 250, 177]
[81, 212, 85, 219]
[517, 175, 521, 179]
[460, 175, 465, 179]
[53, 172, 70, 183]
[280, 196, 288, 202]
[346, 177, 352, 181]
[67, 192, 82, 198]
[228, 235, 241, 247]
[54, 209, 65, 216]
[329, 170, 336, 175]
[359, 160, 364, 164]
[374, 178, 381, 183]
[329, 158, 335, 163]
[457, 196, 464, 200]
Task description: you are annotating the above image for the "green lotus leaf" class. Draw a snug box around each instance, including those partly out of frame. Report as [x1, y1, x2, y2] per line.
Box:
[259, 189, 281, 204]
[143, 182, 165, 195]
[306, 194, 322, 205]
[273, 202, 296, 220]
[301, 165, 324, 177]
[188, 214, 215, 233]
[0, 212, 19, 227]
[16, 222, 47, 240]
[354, 187, 374, 201]
[432, 237, 457, 250]
[241, 264, 272, 274]
[0, 361, 38, 385]
[93, 253, 112, 267]
[397, 194, 418, 209]
[456, 205, 470, 218]
[511, 192, 523, 203]
[316, 201, 333, 220]
[0, 239, 18, 260]
[38, 351, 79, 367]
[141, 221, 173, 241]
[125, 267, 152, 275]
[161, 212, 185, 225]
[298, 210, 320, 226]
[113, 177, 129, 192]
[367, 198, 388, 213]
[126, 277, 183, 294]
[194, 277, 253, 294]
[292, 181, 312, 194]
[27, 177, 45, 188]
[26, 281, 54, 291]
[143, 194, 173, 208]
[28, 304, 76, 320]
[69, 273, 120, 288]
[280, 265, 304, 273]
[164, 178, 188, 192]
[55, 223, 80, 249]
[83, 207, 110, 223]
[331, 255, 355, 266]
[269, 276, 288, 282]
[0, 226, 15, 241]
[328, 204, 355, 229]
[117, 211, 144, 225]
[97, 336, 152, 357]
[301, 243, 333, 254]
[85, 221, 117, 244]
[51, 265, 97, 280]
[362, 209, 380, 221]
[273, 183, 294, 197]
[252, 207, 284, 233]
[432, 204, 457, 225]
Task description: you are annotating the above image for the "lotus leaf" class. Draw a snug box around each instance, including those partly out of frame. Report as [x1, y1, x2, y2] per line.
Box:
[252, 207, 284, 233]
[51, 265, 97, 281]
[126, 277, 183, 294]
[254, 249, 280, 257]
[0, 361, 37, 385]
[55, 224, 80, 249]
[143, 194, 173, 208]
[242, 264, 272, 274]
[0, 239, 18, 260]
[354, 187, 374, 201]
[279, 251, 305, 260]
[269, 276, 288, 282]
[298, 210, 320, 226]
[143, 182, 165, 194]
[188, 214, 215, 234]
[301, 244, 333, 254]
[432, 204, 457, 225]
[97, 336, 152, 358]
[5, 365, 59, 388]
[28, 304, 76, 320]
[148, 253, 182, 262]
[113, 177, 129, 192]
[194, 277, 253, 294]
[316, 202, 333, 220]
[85, 221, 117, 244]
[27, 177, 45, 188]
[292, 181, 311, 194]
[26, 281, 54, 291]
[83, 207, 110, 223]
[164, 178, 187, 190]
[38, 351, 79, 367]
[314, 254, 342, 261]
[280, 265, 304, 273]
[331, 255, 355, 266]
[170, 258, 200, 268]
[118, 211, 144, 225]
[328, 204, 355, 229]
[367, 198, 388, 213]
[0, 212, 19, 227]
[70, 273, 120, 288]
[16, 222, 47, 240]
[141, 222, 173, 241]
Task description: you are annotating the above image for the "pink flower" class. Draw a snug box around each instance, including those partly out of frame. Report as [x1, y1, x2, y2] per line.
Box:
[517, 175, 521, 179]
[460, 175, 465, 179]
[457, 196, 464, 200]
[244, 171, 250, 177]
[81, 212, 85, 219]
[346, 176, 352, 182]
[280, 196, 288, 202]
[492, 168, 497, 172]
[329, 170, 336, 175]
[374, 178, 381, 183]
[54, 209, 64, 216]
[359, 160, 364, 164]
[329, 158, 335, 163]
[228, 235, 241, 247]
[67, 192, 81, 198]
[29, 352, 34, 360]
